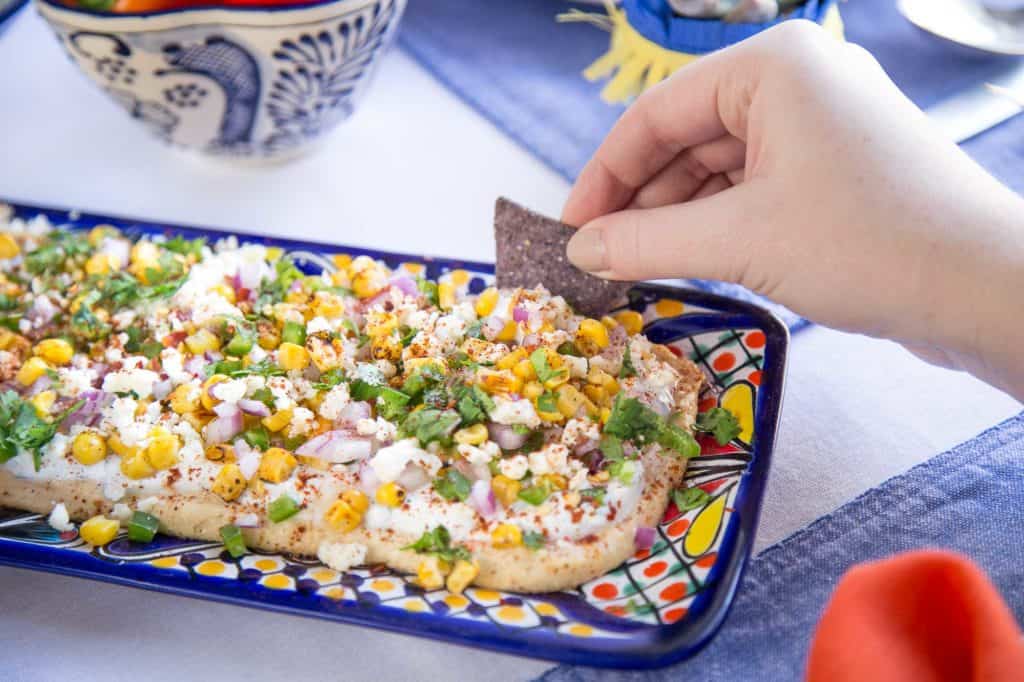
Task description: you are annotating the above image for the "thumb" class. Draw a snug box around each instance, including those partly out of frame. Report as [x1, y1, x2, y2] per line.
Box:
[566, 184, 761, 283]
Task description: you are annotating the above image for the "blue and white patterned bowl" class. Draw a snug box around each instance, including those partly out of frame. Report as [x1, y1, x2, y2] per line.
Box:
[35, 0, 407, 161]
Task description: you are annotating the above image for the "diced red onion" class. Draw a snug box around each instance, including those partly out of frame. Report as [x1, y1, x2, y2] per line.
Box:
[184, 355, 206, 376]
[63, 389, 104, 428]
[469, 479, 497, 517]
[204, 350, 224, 363]
[234, 513, 260, 528]
[388, 276, 418, 297]
[152, 379, 173, 401]
[574, 438, 600, 457]
[99, 237, 131, 268]
[237, 399, 271, 417]
[235, 439, 260, 479]
[296, 431, 372, 463]
[453, 459, 478, 483]
[238, 261, 264, 289]
[396, 463, 431, 492]
[585, 449, 605, 474]
[357, 459, 380, 495]
[27, 295, 58, 325]
[487, 422, 528, 451]
[336, 401, 372, 428]
[634, 526, 656, 551]
[28, 375, 53, 396]
[213, 402, 240, 419]
[481, 316, 505, 341]
[650, 399, 671, 417]
[206, 412, 243, 444]
[521, 333, 539, 348]
[512, 306, 529, 323]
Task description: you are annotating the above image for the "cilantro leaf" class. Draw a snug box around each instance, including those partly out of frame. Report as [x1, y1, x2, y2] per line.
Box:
[402, 525, 471, 563]
[312, 368, 347, 391]
[536, 390, 558, 415]
[694, 407, 743, 445]
[161, 235, 207, 259]
[619, 341, 637, 378]
[672, 487, 711, 512]
[580, 487, 607, 506]
[401, 409, 460, 447]
[453, 384, 494, 426]
[605, 395, 700, 458]
[529, 348, 569, 385]
[657, 422, 701, 458]
[433, 468, 471, 502]
[376, 387, 411, 422]
[523, 531, 546, 551]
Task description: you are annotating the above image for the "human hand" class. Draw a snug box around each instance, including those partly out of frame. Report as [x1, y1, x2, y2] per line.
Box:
[563, 21, 1024, 399]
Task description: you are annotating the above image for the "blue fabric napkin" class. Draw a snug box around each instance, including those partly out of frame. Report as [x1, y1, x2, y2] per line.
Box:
[397, 0, 1024, 331]
[537, 411, 1024, 679]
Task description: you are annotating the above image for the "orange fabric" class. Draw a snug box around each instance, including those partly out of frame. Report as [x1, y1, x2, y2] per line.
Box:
[806, 550, 1024, 682]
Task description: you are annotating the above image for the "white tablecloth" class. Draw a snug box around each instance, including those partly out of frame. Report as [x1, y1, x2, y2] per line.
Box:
[0, 10, 1020, 681]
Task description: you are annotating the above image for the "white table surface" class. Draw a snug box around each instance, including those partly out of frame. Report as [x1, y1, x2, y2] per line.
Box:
[1, 9, 1021, 681]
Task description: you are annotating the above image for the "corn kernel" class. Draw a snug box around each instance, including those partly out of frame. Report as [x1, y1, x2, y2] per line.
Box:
[537, 408, 565, 424]
[522, 381, 544, 400]
[261, 409, 293, 433]
[298, 454, 329, 470]
[437, 282, 455, 310]
[0, 328, 15, 350]
[341, 489, 370, 514]
[613, 310, 644, 335]
[145, 427, 180, 470]
[491, 523, 523, 549]
[364, 311, 398, 338]
[120, 452, 155, 480]
[417, 556, 448, 590]
[205, 443, 235, 462]
[266, 247, 284, 261]
[85, 253, 119, 275]
[0, 233, 20, 259]
[352, 268, 385, 299]
[496, 321, 518, 342]
[72, 431, 107, 465]
[583, 384, 608, 406]
[185, 328, 221, 355]
[30, 390, 56, 417]
[446, 559, 480, 594]
[258, 447, 298, 484]
[477, 369, 522, 396]
[87, 224, 117, 247]
[369, 335, 401, 362]
[278, 342, 310, 371]
[600, 407, 612, 424]
[375, 482, 405, 508]
[555, 384, 589, 419]
[541, 473, 568, 490]
[312, 291, 345, 318]
[474, 287, 499, 317]
[169, 383, 200, 414]
[600, 315, 619, 330]
[495, 348, 527, 371]
[332, 253, 352, 270]
[130, 240, 159, 266]
[404, 357, 447, 376]
[324, 499, 363, 532]
[80, 516, 119, 546]
[453, 423, 488, 446]
[201, 374, 227, 411]
[212, 463, 246, 501]
[210, 282, 236, 304]
[513, 359, 537, 382]
[577, 319, 610, 354]
[258, 325, 281, 350]
[491, 475, 521, 507]
[16, 356, 51, 386]
[107, 432, 138, 458]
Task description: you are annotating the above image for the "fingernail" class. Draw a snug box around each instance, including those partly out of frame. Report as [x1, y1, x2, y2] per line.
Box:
[567, 227, 608, 273]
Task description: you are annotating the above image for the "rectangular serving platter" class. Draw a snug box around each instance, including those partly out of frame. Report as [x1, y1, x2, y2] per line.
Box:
[0, 199, 788, 669]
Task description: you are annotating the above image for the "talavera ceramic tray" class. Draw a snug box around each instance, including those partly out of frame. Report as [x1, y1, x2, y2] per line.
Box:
[0, 199, 788, 669]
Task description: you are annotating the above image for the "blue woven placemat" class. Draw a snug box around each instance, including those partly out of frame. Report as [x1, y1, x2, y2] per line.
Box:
[397, 0, 1024, 331]
[537, 410, 1024, 680]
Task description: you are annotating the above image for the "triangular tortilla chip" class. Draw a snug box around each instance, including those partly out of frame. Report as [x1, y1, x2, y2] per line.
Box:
[493, 197, 631, 317]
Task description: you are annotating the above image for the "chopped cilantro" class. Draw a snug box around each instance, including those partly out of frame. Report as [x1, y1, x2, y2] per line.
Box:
[312, 368, 347, 391]
[161, 235, 207, 259]
[417, 279, 439, 307]
[619, 341, 637, 378]
[599, 434, 625, 462]
[376, 387, 411, 422]
[205, 358, 284, 380]
[422, 387, 450, 410]
[694, 407, 743, 445]
[672, 487, 711, 512]
[401, 364, 444, 398]
[453, 384, 494, 426]
[523, 531, 546, 551]
[403, 525, 471, 563]
[401, 409, 460, 447]
[250, 386, 276, 408]
[0, 391, 84, 470]
[433, 468, 471, 502]
[241, 425, 270, 451]
[556, 341, 581, 357]
[464, 321, 483, 339]
[399, 326, 419, 347]
[580, 487, 607, 506]
[529, 348, 568, 385]
[605, 395, 699, 458]
[536, 391, 558, 415]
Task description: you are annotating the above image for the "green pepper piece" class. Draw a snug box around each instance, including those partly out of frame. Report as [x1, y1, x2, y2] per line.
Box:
[219, 524, 248, 558]
[281, 321, 307, 346]
[268, 495, 300, 523]
[127, 511, 160, 543]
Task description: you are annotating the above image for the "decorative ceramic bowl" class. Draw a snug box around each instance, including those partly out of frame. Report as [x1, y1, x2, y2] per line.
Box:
[35, 0, 407, 160]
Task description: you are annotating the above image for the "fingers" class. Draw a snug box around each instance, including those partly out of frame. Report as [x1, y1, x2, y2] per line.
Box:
[627, 135, 746, 210]
[566, 183, 761, 282]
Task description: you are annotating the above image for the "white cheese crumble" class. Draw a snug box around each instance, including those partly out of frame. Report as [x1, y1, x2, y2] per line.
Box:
[102, 368, 160, 398]
[499, 454, 529, 480]
[47, 503, 74, 532]
[316, 541, 367, 573]
[318, 383, 351, 421]
[489, 397, 541, 429]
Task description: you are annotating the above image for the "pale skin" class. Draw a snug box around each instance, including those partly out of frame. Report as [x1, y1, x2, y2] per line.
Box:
[564, 21, 1024, 401]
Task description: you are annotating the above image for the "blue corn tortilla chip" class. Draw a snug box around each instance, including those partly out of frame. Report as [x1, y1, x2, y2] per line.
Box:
[493, 197, 631, 318]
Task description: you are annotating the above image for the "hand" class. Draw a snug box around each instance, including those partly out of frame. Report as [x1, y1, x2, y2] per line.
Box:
[563, 21, 1024, 400]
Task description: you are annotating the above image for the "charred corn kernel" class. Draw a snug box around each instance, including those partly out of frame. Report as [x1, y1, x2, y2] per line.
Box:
[248, 475, 267, 496]
[185, 328, 221, 354]
[201, 374, 228, 411]
[0, 328, 15, 350]
[72, 431, 107, 465]
[541, 473, 568, 490]
[375, 482, 405, 508]
[85, 252, 118, 275]
[577, 319, 610, 352]
[496, 348, 527, 371]
[341, 489, 370, 514]
[369, 335, 401, 362]
[306, 336, 341, 372]
[491, 475, 521, 507]
[80, 516, 119, 546]
[30, 390, 56, 417]
[258, 447, 298, 483]
[477, 369, 522, 396]
[513, 359, 537, 382]
[258, 326, 281, 350]
[0, 233, 20, 259]
[278, 342, 310, 371]
[261, 409, 292, 433]
[324, 498, 363, 532]
[461, 338, 500, 363]
[522, 381, 544, 400]
[555, 384, 588, 419]
[16, 357, 50, 386]
[145, 428, 180, 470]
[437, 282, 455, 310]
[351, 268, 385, 299]
[496, 321, 518, 343]
[205, 443, 235, 462]
[417, 556, 447, 590]
[600, 315, 619, 330]
[446, 559, 480, 594]
[169, 383, 200, 414]
[364, 311, 397, 338]
[491, 523, 523, 549]
[474, 287, 499, 317]
[312, 291, 345, 318]
[453, 423, 488, 446]
[210, 282, 236, 304]
[120, 452, 155, 480]
[212, 463, 246, 501]
[613, 310, 644, 335]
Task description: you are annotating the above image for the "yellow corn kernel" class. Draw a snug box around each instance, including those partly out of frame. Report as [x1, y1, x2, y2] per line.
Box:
[145, 428, 180, 470]
[30, 390, 56, 417]
[477, 369, 523, 396]
[541, 473, 568, 491]
[474, 287, 499, 317]
[495, 348, 527, 371]
[87, 224, 118, 246]
[258, 447, 298, 484]
[0, 328, 15, 350]
[491, 475, 521, 507]
[107, 431, 137, 458]
[537, 407, 565, 424]
[364, 311, 398, 338]
[491, 523, 523, 549]
[369, 335, 401, 362]
[205, 443, 235, 462]
[577, 319, 610, 354]
[212, 463, 246, 501]
[324, 499, 363, 532]
[258, 325, 281, 350]
[513, 359, 537, 382]
[0, 233, 20, 259]
[201, 374, 227, 411]
[261, 409, 293, 433]
[600, 407, 612, 424]
[79, 516, 119, 546]
[266, 247, 283, 262]
[522, 381, 544, 400]
[437, 282, 455, 310]
[85, 252, 119, 275]
[248, 475, 267, 497]
[185, 328, 221, 354]
[130, 240, 159, 266]
[496, 321, 518, 343]
[375, 482, 406, 508]
[169, 383, 200, 414]
[453, 423, 488, 446]
[16, 356, 51, 386]
[555, 385, 591, 419]
[446, 559, 480, 595]
[210, 283, 236, 304]
[306, 336, 341, 372]
[613, 310, 644, 335]
[583, 384, 609, 406]
[72, 431, 107, 466]
[312, 291, 345, 318]
[404, 357, 446, 376]
[417, 556, 448, 590]
[341, 489, 370, 514]
[332, 253, 352, 270]
[120, 452, 155, 480]
[278, 342, 310, 371]
[601, 315, 619, 330]
[587, 366, 618, 390]
[351, 268, 385, 299]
